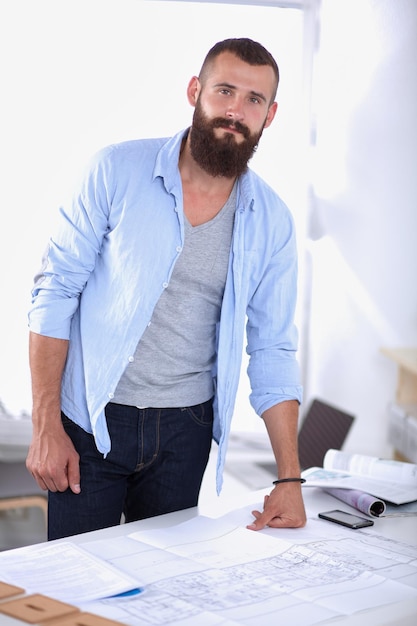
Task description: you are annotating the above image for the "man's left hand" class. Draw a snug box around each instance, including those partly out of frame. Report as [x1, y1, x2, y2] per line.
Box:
[246, 483, 306, 530]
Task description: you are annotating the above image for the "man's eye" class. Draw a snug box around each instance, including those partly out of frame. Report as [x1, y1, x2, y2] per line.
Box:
[220, 89, 231, 95]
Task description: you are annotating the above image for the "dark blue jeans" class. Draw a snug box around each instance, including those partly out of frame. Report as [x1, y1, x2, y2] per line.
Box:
[48, 400, 213, 540]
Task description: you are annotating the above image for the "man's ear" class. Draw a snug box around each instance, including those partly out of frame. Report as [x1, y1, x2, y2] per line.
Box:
[264, 101, 278, 129]
[186, 76, 201, 107]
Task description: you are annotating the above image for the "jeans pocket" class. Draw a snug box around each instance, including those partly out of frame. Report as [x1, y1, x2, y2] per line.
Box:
[182, 400, 213, 427]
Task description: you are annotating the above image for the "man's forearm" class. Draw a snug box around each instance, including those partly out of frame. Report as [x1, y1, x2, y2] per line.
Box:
[247, 399, 306, 530]
[27, 331, 81, 494]
[262, 399, 302, 478]
[29, 331, 69, 431]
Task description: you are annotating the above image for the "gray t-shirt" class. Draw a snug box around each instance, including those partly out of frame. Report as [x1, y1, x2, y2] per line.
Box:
[113, 184, 237, 407]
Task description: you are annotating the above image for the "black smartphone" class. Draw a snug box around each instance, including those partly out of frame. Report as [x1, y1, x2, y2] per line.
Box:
[318, 509, 374, 529]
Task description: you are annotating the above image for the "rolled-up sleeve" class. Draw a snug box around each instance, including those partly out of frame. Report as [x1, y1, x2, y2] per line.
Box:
[246, 208, 302, 415]
[28, 151, 112, 339]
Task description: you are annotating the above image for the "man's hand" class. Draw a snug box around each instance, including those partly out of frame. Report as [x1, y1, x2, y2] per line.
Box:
[247, 400, 307, 530]
[27, 332, 80, 493]
[26, 420, 81, 494]
[246, 482, 306, 531]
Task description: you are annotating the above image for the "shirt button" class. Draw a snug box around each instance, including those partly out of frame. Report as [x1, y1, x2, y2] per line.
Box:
[163, 282, 168, 288]
[128, 356, 134, 363]
[176, 246, 182, 252]
[108, 392, 114, 399]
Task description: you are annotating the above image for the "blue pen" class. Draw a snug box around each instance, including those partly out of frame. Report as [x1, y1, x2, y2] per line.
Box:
[109, 587, 144, 598]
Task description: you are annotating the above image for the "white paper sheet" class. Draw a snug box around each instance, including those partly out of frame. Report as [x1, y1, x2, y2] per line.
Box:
[0, 541, 139, 603]
[2, 510, 417, 626]
[74, 514, 417, 626]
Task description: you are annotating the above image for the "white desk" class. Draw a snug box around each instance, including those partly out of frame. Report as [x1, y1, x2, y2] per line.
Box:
[1, 488, 416, 625]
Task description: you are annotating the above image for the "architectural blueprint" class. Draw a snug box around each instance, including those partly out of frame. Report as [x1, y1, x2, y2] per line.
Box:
[76, 513, 417, 625]
[1, 505, 416, 625]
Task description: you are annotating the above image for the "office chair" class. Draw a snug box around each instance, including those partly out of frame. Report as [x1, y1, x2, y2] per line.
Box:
[297, 398, 355, 470]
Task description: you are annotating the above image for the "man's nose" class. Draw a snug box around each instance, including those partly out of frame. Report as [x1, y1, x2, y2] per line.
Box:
[226, 97, 244, 121]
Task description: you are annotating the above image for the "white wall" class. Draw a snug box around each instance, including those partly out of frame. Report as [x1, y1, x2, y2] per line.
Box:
[0, 0, 305, 418]
[304, 0, 417, 456]
[2, 0, 414, 461]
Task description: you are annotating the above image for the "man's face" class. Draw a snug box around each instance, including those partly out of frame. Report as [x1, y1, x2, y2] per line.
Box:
[190, 99, 264, 178]
[188, 51, 277, 178]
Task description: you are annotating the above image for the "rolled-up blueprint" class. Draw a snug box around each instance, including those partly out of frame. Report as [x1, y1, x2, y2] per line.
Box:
[324, 487, 386, 517]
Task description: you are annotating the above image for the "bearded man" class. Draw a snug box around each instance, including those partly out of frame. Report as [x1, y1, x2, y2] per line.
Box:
[27, 38, 306, 540]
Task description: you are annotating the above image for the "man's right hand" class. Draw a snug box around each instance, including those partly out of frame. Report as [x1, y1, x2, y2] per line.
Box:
[26, 423, 81, 494]
[27, 332, 80, 493]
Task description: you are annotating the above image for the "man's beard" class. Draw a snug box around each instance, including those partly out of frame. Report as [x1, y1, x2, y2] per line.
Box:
[189, 100, 265, 178]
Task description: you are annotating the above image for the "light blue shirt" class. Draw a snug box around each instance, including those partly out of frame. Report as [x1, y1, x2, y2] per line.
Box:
[29, 129, 302, 492]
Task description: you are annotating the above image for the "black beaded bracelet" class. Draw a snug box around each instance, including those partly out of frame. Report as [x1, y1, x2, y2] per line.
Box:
[272, 477, 306, 485]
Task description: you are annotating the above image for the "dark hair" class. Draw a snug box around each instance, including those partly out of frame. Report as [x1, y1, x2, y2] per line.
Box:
[199, 38, 279, 102]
